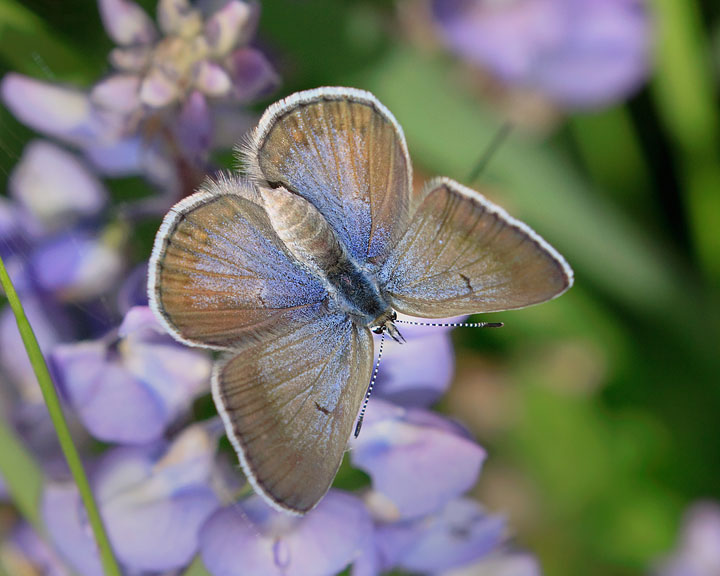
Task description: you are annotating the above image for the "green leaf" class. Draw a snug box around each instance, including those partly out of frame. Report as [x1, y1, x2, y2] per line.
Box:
[650, 0, 717, 152]
[569, 107, 652, 211]
[650, 0, 720, 284]
[0, 0, 92, 81]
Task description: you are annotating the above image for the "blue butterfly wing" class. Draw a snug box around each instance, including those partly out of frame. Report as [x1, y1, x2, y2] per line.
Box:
[149, 174, 327, 349]
[381, 178, 573, 317]
[213, 311, 373, 513]
[244, 87, 412, 267]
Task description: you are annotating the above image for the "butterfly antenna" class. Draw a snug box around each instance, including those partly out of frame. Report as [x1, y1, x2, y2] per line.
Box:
[354, 332, 385, 438]
[467, 121, 513, 184]
[395, 320, 504, 328]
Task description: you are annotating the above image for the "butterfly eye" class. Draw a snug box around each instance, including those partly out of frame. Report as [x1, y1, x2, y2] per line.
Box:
[371, 325, 384, 334]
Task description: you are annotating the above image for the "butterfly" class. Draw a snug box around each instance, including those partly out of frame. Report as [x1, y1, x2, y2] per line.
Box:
[148, 87, 573, 514]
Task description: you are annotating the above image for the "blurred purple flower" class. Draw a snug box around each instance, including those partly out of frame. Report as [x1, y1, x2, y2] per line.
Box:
[0, 295, 91, 470]
[201, 490, 373, 576]
[655, 501, 720, 576]
[3, 140, 125, 304]
[0, 522, 71, 576]
[445, 551, 542, 576]
[0, 195, 35, 260]
[0, 76, 106, 149]
[351, 399, 485, 521]
[44, 483, 104, 576]
[9, 140, 108, 234]
[1, 297, 73, 398]
[43, 423, 220, 575]
[51, 306, 211, 444]
[373, 312, 461, 407]
[98, 0, 276, 109]
[1, 0, 278, 192]
[431, 0, 652, 109]
[29, 230, 125, 302]
[371, 497, 506, 574]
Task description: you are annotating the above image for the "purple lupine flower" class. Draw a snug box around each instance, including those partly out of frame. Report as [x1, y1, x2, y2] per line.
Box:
[200, 490, 373, 576]
[0, 195, 37, 260]
[29, 230, 125, 303]
[97, 0, 277, 108]
[43, 423, 220, 575]
[0, 76, 106, 149]
[0, 295, 90, 470]
[373, 497, 506, 574]
[9, 141, 108, 234]
[51, 306, 211, 444]
[43, 483, 104, 576]
[0, 197, 16, 254]
[431, 0, 652, 109]
[4, 140, 124, 304]
[1, 296, 75, 403]
[1, 0, 277, 195]
[351, 399, 485, 522]
[92, 0, 277, 184]
[654, 501, 720, 576]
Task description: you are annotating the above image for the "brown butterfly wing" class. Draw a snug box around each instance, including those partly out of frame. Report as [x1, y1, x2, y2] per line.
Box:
[213, 311, 373, 513]
[381, 178, 573, 318]
[149, 175, 327, 349]
[243, 87, 412, 267]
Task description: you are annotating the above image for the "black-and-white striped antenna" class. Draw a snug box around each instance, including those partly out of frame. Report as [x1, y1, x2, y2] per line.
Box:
[395, 319, 503, 328]
[354, 332, 385, 438]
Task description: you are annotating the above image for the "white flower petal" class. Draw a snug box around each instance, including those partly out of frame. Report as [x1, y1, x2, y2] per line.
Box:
[139, 69, 180, 107]
[1, 74, 100, 147]
[194, 60, 232, 97]
[84, 136, 145, 176]
[157, 0, 201, 36]
[204, 1, 257, 56]
[91, 74, 142, 114]
[109, 45, 152, 71]
[98, 0, 157, 46]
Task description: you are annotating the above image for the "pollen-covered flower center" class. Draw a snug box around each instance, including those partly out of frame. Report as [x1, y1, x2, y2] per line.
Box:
[151, 33, 210, 91]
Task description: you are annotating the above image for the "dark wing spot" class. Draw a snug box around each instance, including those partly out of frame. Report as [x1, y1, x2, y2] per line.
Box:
[314, 401, 330, 415]
[459, 273, 473, 292]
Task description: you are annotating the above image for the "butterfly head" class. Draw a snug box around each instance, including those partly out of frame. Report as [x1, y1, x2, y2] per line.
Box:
[370, 310, 405, 343]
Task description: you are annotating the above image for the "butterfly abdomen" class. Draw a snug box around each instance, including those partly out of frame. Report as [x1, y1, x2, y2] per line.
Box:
[260, 185, 390, 326]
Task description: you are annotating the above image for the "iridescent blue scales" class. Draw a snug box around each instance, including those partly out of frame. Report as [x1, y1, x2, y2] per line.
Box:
[148, 87, 573, 514]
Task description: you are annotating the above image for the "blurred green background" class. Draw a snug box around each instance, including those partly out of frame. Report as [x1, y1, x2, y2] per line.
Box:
[1, 1, 719, 575]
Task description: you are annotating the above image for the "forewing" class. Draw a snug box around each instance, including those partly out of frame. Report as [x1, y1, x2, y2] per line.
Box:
[148, 174, 327, 349]
[244, 87, 412, 266]
[213, 311, 373, 514]
[381, 178, 573, 318]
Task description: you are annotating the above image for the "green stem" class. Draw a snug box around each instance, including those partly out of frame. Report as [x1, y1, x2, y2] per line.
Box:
[0, 256, 122, 576]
